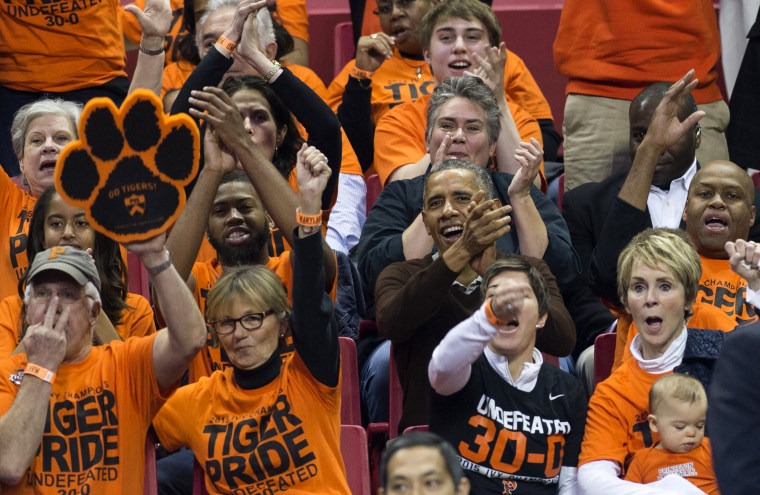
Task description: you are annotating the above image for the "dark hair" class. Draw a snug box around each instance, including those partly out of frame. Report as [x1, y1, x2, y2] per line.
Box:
[272, 13, 295, 59]
[631, 81, 698, 123]
[380, 432, 465, 489]
[176, 0, 202, 65]
[481, 257, 550, 318]
[423, 159, 495, 209]
[20, 187, 130, 329]
[221, 76, 303, 179]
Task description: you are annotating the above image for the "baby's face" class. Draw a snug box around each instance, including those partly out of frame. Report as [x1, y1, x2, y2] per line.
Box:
[651, 397, 706, 454]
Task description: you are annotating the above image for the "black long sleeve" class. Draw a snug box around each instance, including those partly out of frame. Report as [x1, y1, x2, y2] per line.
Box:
[290, 229, 339, 387]
[337, 76, 374, 172]
[270, 69, 342, 210]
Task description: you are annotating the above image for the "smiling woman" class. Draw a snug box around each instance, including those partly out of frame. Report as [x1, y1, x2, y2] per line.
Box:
[577, 228, 728, 495]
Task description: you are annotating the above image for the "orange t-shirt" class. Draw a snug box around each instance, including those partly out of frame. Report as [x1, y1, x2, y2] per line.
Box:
[624, 441, 719, 494]
[613, 301, 736, 370]
[121, 0, 189, 64]
[0, 334, 167, 494]
[579, 358, 667, 469]
[153, 352, 349, 494]
[273, 0, 309, 42]
[0, 0, 126, 91]
[553, 0, 722, 103]
[0, 293, 156, 357]
[373, 93, 543, 185]
[0, 170, 36, 302]
[161, 59, 197, 99]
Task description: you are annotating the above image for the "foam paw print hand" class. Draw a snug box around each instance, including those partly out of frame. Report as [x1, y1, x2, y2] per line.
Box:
[55, 89, 200, 243]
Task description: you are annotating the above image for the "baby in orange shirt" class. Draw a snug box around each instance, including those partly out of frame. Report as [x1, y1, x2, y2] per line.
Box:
[625, 374, 720, 494]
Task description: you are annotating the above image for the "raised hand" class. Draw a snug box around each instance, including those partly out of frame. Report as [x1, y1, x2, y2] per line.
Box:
[222, 0, 267, 46]
[489, 272, 535, 322]
[431, 134, 453, 169]
[203, 124, 238, 176]
[455, 193, 511, 258]
[124, 0, 171, 41]
[296, 143, 331, 211]
[188, 87, 249, 154]
[24, 296, 69, 371]
[646, 70, 705, 150]
[727, 239, 760, 292]
[508, 138, 543, 199]
[355, 33, 395, 73]
[466, 42, 507, 96]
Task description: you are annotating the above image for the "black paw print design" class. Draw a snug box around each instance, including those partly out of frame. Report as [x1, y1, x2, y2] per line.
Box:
[55, 89, 199, 243]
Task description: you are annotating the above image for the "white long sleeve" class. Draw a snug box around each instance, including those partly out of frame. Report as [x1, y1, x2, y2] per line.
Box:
[326, 173, 366, 255]
[578, 460, 705, 495]
[558, 466, 578, 495]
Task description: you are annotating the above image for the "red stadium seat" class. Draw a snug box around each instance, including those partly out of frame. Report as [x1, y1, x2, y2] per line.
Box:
[341, 425, 372, 495]
[334, 22, 355, 78]
[593, 332, 617, 390]
[144, 434, 158, 495]
[339, 336, 362, 425]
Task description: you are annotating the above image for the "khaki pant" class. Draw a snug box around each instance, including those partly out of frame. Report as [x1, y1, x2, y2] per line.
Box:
[562, 93, 730, 191]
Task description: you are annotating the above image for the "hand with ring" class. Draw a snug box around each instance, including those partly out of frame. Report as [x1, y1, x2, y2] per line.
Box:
[356, 32, 395, 73]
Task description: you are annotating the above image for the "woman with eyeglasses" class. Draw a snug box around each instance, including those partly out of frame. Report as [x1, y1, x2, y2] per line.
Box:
[152, 139, 351, 494]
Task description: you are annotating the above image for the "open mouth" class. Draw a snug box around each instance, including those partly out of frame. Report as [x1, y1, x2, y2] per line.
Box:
[448, 60, 471, 72]
[393, 26, 409, 40]
[645, 316, 663, 331]
[441, 225, 463, 241]
[225, 227, 250, 245]
[40, 159, 57, 174]
[704, 215, 728, 232]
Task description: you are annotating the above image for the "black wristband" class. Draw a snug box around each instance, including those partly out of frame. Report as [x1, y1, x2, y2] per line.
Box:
[145, 249, 173, 277]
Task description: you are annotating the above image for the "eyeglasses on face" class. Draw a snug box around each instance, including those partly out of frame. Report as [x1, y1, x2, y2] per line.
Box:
[32, 287, 85, 305]
[208, 310, 275, 335]
[374, 0, 417, 16]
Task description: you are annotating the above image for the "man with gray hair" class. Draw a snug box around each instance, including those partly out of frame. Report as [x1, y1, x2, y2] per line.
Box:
[0, 239, 206, 493]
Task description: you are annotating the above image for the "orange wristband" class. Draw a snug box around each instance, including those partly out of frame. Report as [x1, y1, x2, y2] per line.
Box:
[296, 208, 322, 227]
[484, 298, 506, 327]
[216, 35, 237, 54]
[24, 363, 56, 384]
[350, 66, 374, 80]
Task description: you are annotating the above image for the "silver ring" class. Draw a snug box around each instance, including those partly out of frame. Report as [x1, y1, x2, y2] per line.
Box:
[740, 260, 757, 270]
[371, 34, 378, 39]
[506, 303, 513, 313]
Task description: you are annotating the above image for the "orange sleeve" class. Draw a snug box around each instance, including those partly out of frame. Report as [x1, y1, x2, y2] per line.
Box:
[275, 0, 309, 42]
[373, 99, 428, 185]
[153, 381, 196, 452]
[161, 60, 196, 99]
[0, 295, 23, 357]
[120, 293, 157, 338]
[504, 50, 554, 121]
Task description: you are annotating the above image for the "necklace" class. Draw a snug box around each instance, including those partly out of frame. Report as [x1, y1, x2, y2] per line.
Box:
[398, 51, 426, 79]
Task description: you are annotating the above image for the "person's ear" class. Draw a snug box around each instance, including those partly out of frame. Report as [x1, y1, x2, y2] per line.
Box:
[424, 49, 431, 67]
[536, 313, 548, 329]
[90, 301, 101, 326]
[750, 205, 756, 227]
[456, 477, 471, 495]
[276, 125, 287, 148]
[422, 210, 432, 235]
[682, 201, 689, 224]
[648, 414, 659, 434]
[264, 41, 278, 61]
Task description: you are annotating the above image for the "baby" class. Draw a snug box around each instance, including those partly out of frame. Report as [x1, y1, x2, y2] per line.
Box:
[624, 373, 719, 494]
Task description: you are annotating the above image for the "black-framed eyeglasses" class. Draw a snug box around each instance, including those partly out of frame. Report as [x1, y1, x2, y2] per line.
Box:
[374, 0, 417, 16]
[208, 310, 275, 335]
